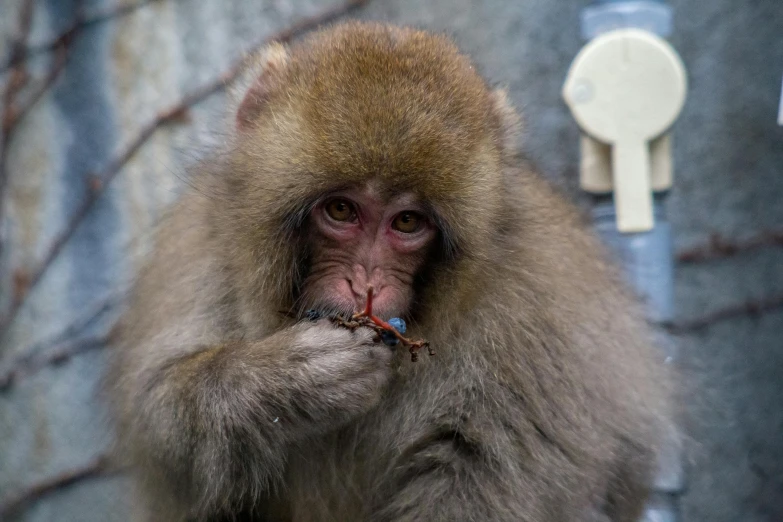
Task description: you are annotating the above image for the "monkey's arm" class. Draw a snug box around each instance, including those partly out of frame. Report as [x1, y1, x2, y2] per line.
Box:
[113, 321, 390, 515]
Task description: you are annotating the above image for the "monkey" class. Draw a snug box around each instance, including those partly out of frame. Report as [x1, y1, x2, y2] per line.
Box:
[106, 21, 673, 522]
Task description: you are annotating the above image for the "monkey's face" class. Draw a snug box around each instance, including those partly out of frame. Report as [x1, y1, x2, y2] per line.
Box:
[301, 185, 437, 318]
[225, 23, 512, 318]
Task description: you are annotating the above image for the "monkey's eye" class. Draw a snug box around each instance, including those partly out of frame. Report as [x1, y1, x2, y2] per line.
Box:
[325, 199, 356, 222]
[392, 211, 423, 233]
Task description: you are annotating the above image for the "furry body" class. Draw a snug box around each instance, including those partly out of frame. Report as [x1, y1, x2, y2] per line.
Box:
[108, 22, 671, 522]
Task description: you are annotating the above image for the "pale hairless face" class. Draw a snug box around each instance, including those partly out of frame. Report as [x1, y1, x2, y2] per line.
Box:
[302, 185, 438, 318]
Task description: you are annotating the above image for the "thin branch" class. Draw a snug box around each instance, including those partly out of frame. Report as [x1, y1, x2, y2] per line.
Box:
[677, 229, 783, 264]
[0, 333, 112, 391]
[1, 0, 163, 74]
[0, 0, 369, 336]
[34, 292, 118, 350]
[0, 0, 36, 249]
[0, 0, 35, 120]
[5, 43, 70, 132]
[666, 292, 783, 333]
[0, 292, 118, 390]
[0, 10, 72, 312]
[0, 454, 117, 519]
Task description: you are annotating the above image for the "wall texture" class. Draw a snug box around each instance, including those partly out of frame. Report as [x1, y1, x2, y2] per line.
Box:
[0, 0, 781, 520]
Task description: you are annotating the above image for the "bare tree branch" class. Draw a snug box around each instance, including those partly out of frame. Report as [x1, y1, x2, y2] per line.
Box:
[1, 0, 165, 74]
[666, 292, 783, 334]
[0, 333, 112, 391]
[0, 0, 36, 251]
[5, 43, 70, 132]
[677, 229, 783, 264]
[0, 6, 74, 319]
[0, 0, 370, 335]
[0, 454, 118, 519]
[0, 292, 118, 390]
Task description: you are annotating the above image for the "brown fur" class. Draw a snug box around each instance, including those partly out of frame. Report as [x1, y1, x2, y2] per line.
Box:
[107, 22, 672, 521]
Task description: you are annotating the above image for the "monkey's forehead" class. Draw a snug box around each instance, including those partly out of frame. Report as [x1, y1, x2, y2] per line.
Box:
[263, 23, 504, 192]
[288, 22, 494, 132]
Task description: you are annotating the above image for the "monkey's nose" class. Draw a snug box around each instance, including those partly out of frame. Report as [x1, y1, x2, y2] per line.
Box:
[347, 278, 367, 299]
[348, 264, 371, 296]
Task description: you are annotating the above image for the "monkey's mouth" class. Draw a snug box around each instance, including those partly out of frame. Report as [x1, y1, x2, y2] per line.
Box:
[299, 278, 408, 321]
[355, 287, 403, 319]
[332, 280, 403, 319]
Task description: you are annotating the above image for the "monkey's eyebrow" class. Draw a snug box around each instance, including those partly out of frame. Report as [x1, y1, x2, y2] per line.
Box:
[312, 184, 359, 202]
[385, 191, 423, 207]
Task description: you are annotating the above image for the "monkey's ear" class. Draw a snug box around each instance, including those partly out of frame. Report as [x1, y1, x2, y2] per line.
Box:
[490, 88, 523, 154]
[233, 43, 290, 131]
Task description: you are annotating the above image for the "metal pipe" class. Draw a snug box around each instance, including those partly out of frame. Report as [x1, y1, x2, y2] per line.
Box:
[577, 1, 687, 521]
[593, 198, 685, 522]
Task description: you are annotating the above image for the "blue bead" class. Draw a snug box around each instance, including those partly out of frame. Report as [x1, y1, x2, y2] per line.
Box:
[387, 317, 406, 334]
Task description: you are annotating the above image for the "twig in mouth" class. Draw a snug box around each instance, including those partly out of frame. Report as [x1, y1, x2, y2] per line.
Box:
[335, 286, 433, 363]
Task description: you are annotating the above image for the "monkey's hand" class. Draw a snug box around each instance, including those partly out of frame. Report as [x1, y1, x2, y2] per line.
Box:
[118, 321, 392, 515]
[277, 320, 394, 425]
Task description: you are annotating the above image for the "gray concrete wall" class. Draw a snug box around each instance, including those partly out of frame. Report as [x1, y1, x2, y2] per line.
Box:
[0, 0, 781, 520]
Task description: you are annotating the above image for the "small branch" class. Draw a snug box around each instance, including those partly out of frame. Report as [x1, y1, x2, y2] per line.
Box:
[0, 454, 117, 520]
[5, 43, 70, 132]
[676, 229, 783, 264]
[0, 0, 36, 247]
[0, 0, 370, 335]
[333, 286, 432, 362]
[666, 292, 783, 333]
[0, 7, 72, 305]
[46, 292, 118, 347]
[0, 292, 118, 390]
[0, 333, 111, 391]
[1, 0, 163, 74]
[0, 0, 35, 114]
